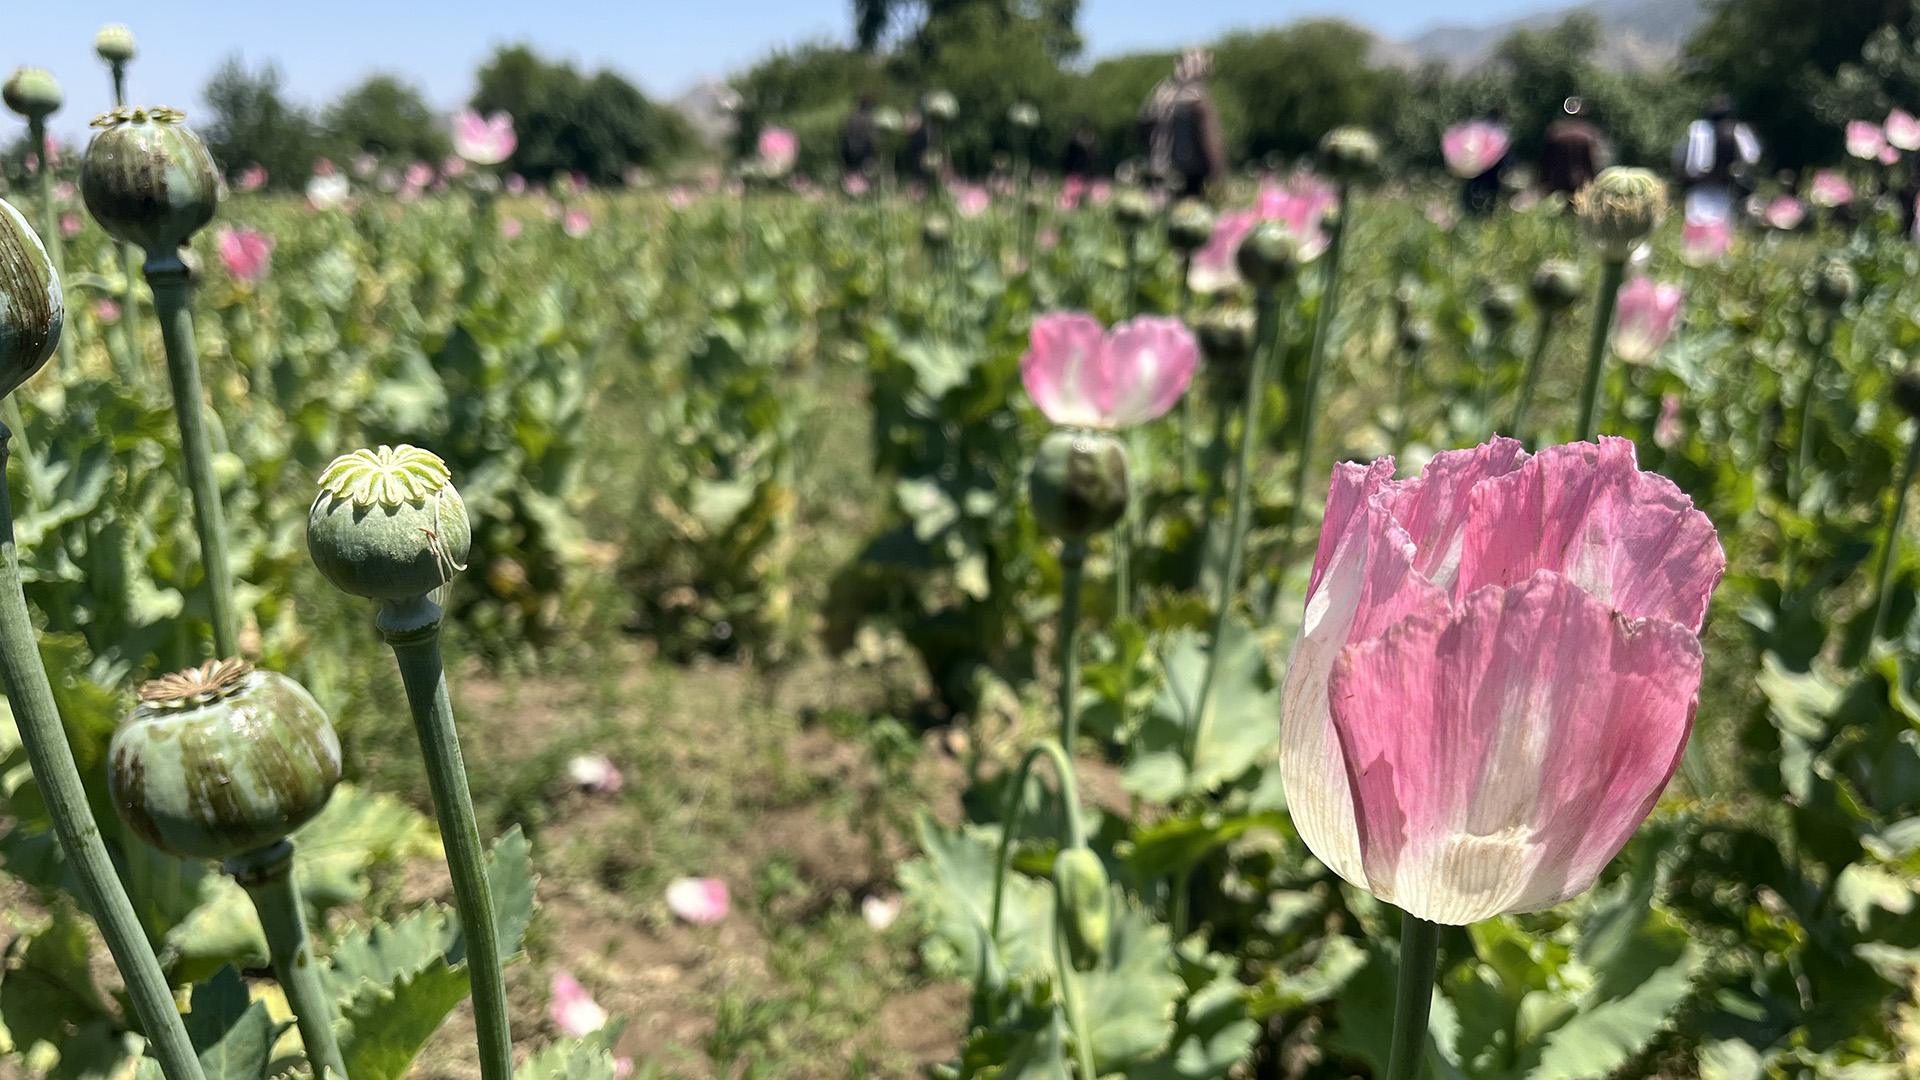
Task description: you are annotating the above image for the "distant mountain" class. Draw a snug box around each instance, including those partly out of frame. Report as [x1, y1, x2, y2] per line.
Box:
[1381, 0, 1709, 72]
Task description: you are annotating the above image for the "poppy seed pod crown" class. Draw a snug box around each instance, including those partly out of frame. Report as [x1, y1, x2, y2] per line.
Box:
[1318, 126, 1381, 184]
[1235, 221, 1302, 291]
[1575, 167, 1668, 262]
[307, 445, 471, 603]
[81, 107, 221, 255]
[0, 197, 63, 399]
[2, 68, 62, 120]
[1029, 429, 1130, 540]
[95, 24, 138, 65]
[1167, 199, 1215, 253]
[1529, 259, 1585, 312]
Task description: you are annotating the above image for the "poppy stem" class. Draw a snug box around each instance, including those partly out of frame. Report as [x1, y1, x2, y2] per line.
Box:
[1575, 258, 1627, 443]
[27, 119, 75, 373]
[1281, 182, 1351, 569]
[1385, 912, 1441, 1080]
[1054, 908, 1102, 1080]
[1510, 310, 1558, 440]
[1058, 541, 1087, 752]
[229, 841, 350, 1080]
[1871, 425, 1920, 643]
[0, 425, 208, 1080]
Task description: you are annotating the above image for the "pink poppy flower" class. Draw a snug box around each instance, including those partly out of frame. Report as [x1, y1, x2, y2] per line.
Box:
[1611, 277, 1684, 364]
[234, 164, 268, 192]
[312, 157, 336, 176]
[952, 182, 990, 218]
[54, 182, 76, 204]
[93, 298, 122, 324]
[1762, 195, 1804, 231]
[1680, 217, 1730, 267]
[1020, 312, 1199, 430]
[500, 216, 523, 239]
[441, 155, 469, 179]
[505, 173, 528, 195]
[566, 753, 623, 794]
[216, 227, 274, 284]
[843, 173, 869, 197]
[1441, 120, 1510, 179]
[404, 161, 435, 190]
[454, 109, 517, 166]
[1847, 120, 1886, 160]
[666, 877, 730, 925]
[548, 972, 607, 1036]
[563, 209, 592, 237]
[1654, 394, 1684, 450]
[1882, 143, 1903, 166]
[1037, 227, 1059, 251]
[1808, 169, 1853, 208]
[669, 187, 695, 209]
[1424, 200, 1459, 232]
[1889, 109, 1920, 153]
[758, 126, 798, 176]
[59, 212, 80, 238]
[1279, 437, 1724, 925]
[1189, 180, 1331, 293]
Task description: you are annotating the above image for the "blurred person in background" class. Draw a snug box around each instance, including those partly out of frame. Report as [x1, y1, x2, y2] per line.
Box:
[1539, 96, 1609, 199]
[1063, 119, 1101, 183]
[840, 95, 880, 182]
[1141, 48, 1226, 199]
[1677, 94, 1760, 225]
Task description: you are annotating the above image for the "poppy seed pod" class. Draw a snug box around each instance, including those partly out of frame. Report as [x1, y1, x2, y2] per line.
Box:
[108, 660, 341, 862]
[1052, 847, 1112, 971]
[923, 90, 959, 124]
[1481, 284, 1522, 330]
[2, 68, 62, 120]
[873, 106, 903, 136]
[1399, 318, 1432, 355]
[307, 444, 471, 602]
[1029, 429, 1130, 540]
[95, 24, 138, 65]
[1167, 199, 1215, 253]
[1113, 188, 1154, 229]
[81, 107, 221, 255]
[1812, 257, 1858, 309]
[1235, 221, 1302, 291]
[1529, 259, 1585, 312]
[921, 212, 952, 250]
[1318, 125, 1381, 184]
[1575, 167, 1668, 262]
[1895, 372, 1920, 421]
[0, 197, 63, 399]
[1196, 307, 1256, 366]
[1007, 102, 1039, 131]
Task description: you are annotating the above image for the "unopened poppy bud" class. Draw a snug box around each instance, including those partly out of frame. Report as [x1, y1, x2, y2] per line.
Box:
[0, 197, 62, 399]
[307, 444, 471, 603]
[81, 107, 221, 255]
[108, 659, 341, 861]
[95, 24, 138, 65]
[3, 68, 62, 120]
[1113, 188, 1153, 229]
[1529, 259, 1585, 311]
[1007, 102, 1039, 131]
[1052, 847, 1111, 971]
[1029, 429, 1129, 540]
[1895, 372, 1920, 421]
[1812, 257, 1858, 309]
[1166, 199, 1215, 253]
[1318, 125, 1380, 184]
[923, 90, 959, 124]
[1576, 167, 1668, 262]
[922, 212, 952, 250]
[1481, 284, 1522, 330]
[1235, 221, 1301, 291]
[873, 106, 903, 136]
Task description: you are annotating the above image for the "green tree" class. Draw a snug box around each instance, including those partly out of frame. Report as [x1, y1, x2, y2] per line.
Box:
[200, 57, 326, 186]
[1211, 20, 1397, 164]
[728, 44, 891, 164]
[855, 0, 1081, 61]
[470, 45, 691, 183]
[325, 74, 447, 163]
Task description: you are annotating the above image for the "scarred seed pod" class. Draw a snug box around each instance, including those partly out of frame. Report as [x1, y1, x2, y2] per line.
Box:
[1113, 188, 1153, 229]
[81, 107, 221, 255]
[95, 24, 138, 65]
[1400, 318, 1433, 355]
[1052, 847, 1112, 971]
[307, 444, 472, 602]
[1481, 284, 1522, 330]
[1029, 429, 1129, 540]
[0, 197, 63, 399]
[1812, 256, 1858, 309]
[2, 67, 61, 121]
[1167, 199, 1215, 254]
[1235, 221, 1302, 291]
[1318, 125, 1380, 185]
[922, 212, 952, 250]
[1529, 259, 1585, 312]
[108, 660, 341, 862]
[923, 90, 959, 124]
[1575, 166, 1668, 262]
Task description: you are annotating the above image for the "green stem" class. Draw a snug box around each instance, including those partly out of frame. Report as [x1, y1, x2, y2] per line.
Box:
[1872, 428, 1920, 644]
[1058, 542, 1087, 752]
[1477, 325, 1508, 440]
[1178, 256, 1196, 489]
[1510, 312, 1558, 439]
[111, 55, 144, 384]
[1790, 313, 1835, 510]
[2, 398, 42, 506]
[1575, 259, 1628, 443]
[1189, 289, 1278, 766]
[230, 841, 349, 1080]
[987, 739, 1087, 949]
[1280, 184, 1350, 561]
[378, 599, 513, 1080]
[0, 425, 208, 1080]
[1385, 912, 1441, 1080]
[1053, 909, 1101, 1080]
[28, 120, 75, 372]
[146, 255, 239, 658]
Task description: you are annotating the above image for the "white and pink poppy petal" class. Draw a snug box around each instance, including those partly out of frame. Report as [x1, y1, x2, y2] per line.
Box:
[1097, 316, 1199, 427]
[1847, 120, 1886, 160]
[549, 971, 608, 1036]
[1608, 277, 1685, 364]
[1021, 312, 1108, 427]
[1327, 572, 1701, 924]
[666, 876, 730, 925]
[1442, 120, 1510, 179]
[1378, 437, 1530, 592]
[1453, 437, 1725, 631]
[1889, 109, 1920, 152]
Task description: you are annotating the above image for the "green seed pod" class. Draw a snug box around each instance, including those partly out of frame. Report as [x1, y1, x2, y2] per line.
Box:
[922, 212, 952, 250]
[1895, 372, 1920, 421]
[108, 660, 341, 862]
[1481, 283, 1522, 330]
[1812, 257, 1858, 310]
[923, 90, 959, 124]
[1052, 847, 1112, 971]
[1399, 318, 1432, 355]
[1167, 199, 1215, 253]
[0, 197, 63, 399]
[1235, 221, 1302, 291]
[1318, 125, 1380, 185]
[1529, 259, 1585, 312]
[307, 444, 471, 602]
[1113, 188, 1154, 229]
[81, 107, 221, 255]
[1029, 429, 1129, 540]
[873, 106, 903, 136]
[95, 24, 138, 65]
[3, 68, 61, 121]
[1007, 102, 1039, 132]
[1575, 167, 1668, 262]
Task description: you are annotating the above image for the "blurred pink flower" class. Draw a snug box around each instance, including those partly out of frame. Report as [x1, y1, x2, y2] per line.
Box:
[59, 212, 80, 238]
[1808, 169, 1853, 208]
[952, 182, 990, 218]
[54, 181, 76, 204]
[235, 164, 268, 192]
[216, 227, 275, 284]
[505, 173, 528, 195]
[93, 298, 121, 324]
[666, 877, 730, 925]
[1889, 109, 1920, 153]
[563, 209, 592, 237]
[1881, 143, 1903, 166]
[548, 972, 607, 1036]
[1021, 312, 1198, 430]
[500, 216, 523, 239]
[758, 126, 798, 175]
[404, 161, 435, 190]
[1060, 175, 1086, 210]
[842, 174, 869, 197]
[306, 172, 350, 211]
[1611, 277, 1684, 364]
[1441, 120, 1510, 178]
[1089, 180, 1113, 206]
[1037, 226, 1059, 251]
[1189, 179, 1331, 293]
[668, 187, 695, 209]
[861, 893, 902, 930]
[1424, 200, 1459, 232]
[1762, 195, 1805, 231]
[1654, 393, 1685, 450]
[441, 155, 469, 179]
[566, 753, 623, 794]
[454, 109, 517, 166]
[313, 157, 336, 176]
[1280, 437, 1723, 924]
[1847, 120, 1886, 160]
[1680, 217, 1731, 267]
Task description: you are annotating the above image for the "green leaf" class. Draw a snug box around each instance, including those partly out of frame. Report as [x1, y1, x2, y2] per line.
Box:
[1123, 619, 1278, 803]
[1078, 904, 1183, 1071]
[1248, 934, 1368, 1018]
[1124, 812, 1290, 882]
[899, 814, 1056, 981]
[519, 1026, 627, 1080]
[0, 907, 117, 1059]
[337, 959, 472, 1080]
[182, 968, 287, 1080]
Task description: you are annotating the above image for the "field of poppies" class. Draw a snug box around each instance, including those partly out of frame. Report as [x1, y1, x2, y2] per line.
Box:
[8, 33, 1920, 1080]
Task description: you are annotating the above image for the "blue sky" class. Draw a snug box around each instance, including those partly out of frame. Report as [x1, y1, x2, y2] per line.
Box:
[15, 0, 1563, 139]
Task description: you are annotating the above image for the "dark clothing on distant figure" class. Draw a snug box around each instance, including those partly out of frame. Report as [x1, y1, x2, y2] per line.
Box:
[840, 112, 877, 177]
[1463, 159, 1507, 215]
[1540, 118, 1606, 196]
[1142, 80, 1225, 196]
[1063, 131, 1099, 181]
